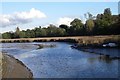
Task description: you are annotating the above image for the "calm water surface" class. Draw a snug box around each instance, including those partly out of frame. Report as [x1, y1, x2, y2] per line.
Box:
[1, 42, 119, 78]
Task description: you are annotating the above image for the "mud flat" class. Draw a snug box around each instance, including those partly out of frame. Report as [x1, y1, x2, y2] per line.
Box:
[0, 53, 33, 79]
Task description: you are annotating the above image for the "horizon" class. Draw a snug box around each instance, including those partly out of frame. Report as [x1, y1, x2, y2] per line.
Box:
[0, 2, 118, 33]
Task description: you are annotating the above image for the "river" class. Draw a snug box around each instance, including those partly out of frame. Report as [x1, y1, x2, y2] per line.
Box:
[1, 42, 119, 78]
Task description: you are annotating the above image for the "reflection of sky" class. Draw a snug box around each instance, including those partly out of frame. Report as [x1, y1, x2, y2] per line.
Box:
[1, 42, 119, 78]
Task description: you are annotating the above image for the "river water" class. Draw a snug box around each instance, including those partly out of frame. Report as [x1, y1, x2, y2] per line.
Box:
[1, 42, 120, 78]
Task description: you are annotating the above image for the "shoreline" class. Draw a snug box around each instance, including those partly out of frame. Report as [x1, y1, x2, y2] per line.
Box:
[1, 53, 33, 79]
[0, 35, 120, 44]
[1, 35, 120, 49]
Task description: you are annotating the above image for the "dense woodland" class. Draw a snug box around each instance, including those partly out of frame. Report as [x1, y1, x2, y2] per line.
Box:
[1, 8, 120, 39]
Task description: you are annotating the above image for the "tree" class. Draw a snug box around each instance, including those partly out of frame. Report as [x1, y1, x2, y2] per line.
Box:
[59, 24, 69, 35]
[39, 29, 47, 37]
[59, 24, 69, 30]
[25, 29, 32, 38]
[104, 8, 111, 16]
[33, 26, 47, 37]
[30, 30, 35, 38]
[15, 27, 20, 38]
[2, 32, 12, 39]
[94, 8, 113, 35]
[84, 12, 95, 35]
[46, 24, 57, 36]
[84, 12, 95, 20]
[34, 27, 39, 37]
[19, 30, 26, 38]
[85, 19, 95, 35]
[55, 28, 66, 36]
[69, 18, 84, 36]
[109, 14, 120, 34]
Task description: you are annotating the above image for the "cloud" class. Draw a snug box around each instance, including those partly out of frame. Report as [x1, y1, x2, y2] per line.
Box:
[57, 17, 74, 26]
[42, 24, 50, 28]
[0, 8, 46, 27]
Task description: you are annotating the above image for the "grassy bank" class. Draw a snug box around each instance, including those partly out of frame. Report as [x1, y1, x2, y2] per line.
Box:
[0, 35, 120, 45]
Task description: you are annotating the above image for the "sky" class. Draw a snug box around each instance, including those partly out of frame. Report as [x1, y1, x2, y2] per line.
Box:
[0, 2, 118, 33]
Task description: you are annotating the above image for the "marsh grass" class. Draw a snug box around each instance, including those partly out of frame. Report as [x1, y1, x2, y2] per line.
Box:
[0, 35, 120, 46]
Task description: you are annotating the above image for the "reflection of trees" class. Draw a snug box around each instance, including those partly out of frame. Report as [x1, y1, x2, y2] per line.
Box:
[87, 55, 113, 64]
[83, 48, 119, 63]
[98, 55, 112, 63]
[87, 58, 97, 64]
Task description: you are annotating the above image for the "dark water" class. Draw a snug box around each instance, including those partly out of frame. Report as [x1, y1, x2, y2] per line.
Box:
[1, 42, 119, 78]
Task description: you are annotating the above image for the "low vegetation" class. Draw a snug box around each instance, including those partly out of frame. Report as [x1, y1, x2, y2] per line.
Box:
[0, 35, 120, 48]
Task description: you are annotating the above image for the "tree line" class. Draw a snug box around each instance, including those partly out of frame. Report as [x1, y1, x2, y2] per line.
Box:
[2, 8, 120, 39]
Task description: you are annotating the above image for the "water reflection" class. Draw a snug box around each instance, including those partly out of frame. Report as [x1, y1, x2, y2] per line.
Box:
[98, 56, 113, 63]
[88, 56, 113, 64]
[1, 42, 119, 78]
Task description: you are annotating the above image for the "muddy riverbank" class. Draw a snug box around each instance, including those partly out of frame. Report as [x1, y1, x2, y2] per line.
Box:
[1, 53, 33, 79]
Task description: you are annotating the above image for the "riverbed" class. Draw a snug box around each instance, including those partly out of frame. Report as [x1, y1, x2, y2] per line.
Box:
[0, 42, 119, 78]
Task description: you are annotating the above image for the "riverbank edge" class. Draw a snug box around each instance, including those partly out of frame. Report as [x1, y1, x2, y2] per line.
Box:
[1, 53, 33, 79]
[0, 35, 119, 42]
[1, 35, 120, 48]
